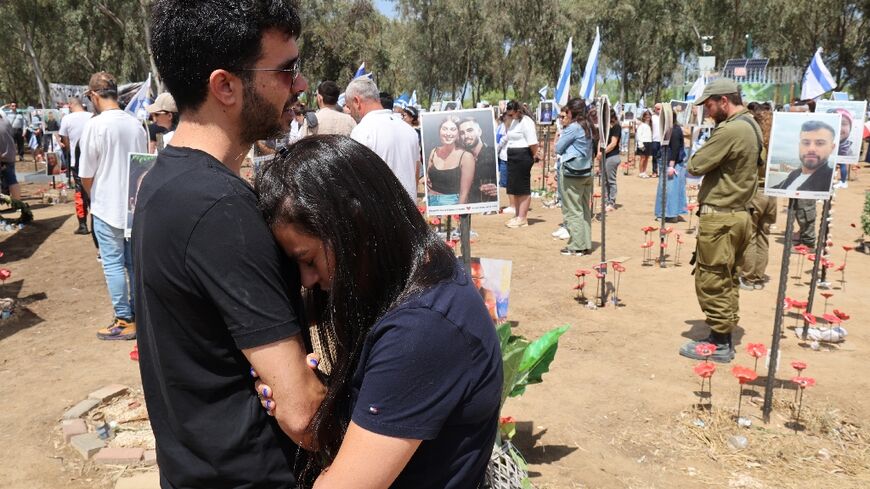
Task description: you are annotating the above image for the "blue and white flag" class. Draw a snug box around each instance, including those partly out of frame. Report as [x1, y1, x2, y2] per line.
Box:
[353, 62, 370, 79]
[538, 85, 549, 101]
[554, 37, 572, 106]
[579, 28, 600, 101]
[338, 92, 346, 107]
[125, 74, 152, 120]
[800, 48, 836, 100]
[393, 92, 409, 109]
[409, 90, 418, 107]
[686, 76, 706, 103]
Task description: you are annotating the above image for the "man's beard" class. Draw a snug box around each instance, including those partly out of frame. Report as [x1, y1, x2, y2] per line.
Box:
[239, 85, 291, 145]
[463, 136, 480, 149]
[800, 154, 828, 171]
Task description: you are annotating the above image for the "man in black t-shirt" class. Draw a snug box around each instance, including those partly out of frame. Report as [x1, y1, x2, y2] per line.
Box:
[138, 3, 323, 488]
[459, 117, 497, 203]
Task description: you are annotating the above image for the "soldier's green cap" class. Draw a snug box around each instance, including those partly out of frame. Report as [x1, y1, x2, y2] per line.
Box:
[694, 78, 740, 106]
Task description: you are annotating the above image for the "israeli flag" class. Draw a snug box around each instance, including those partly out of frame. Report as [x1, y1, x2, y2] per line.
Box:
[579, 28, 600, 101]
[338, 92, 346, 107]
[409, 90, 418, 107]
[554, 37, 572, 106]
[125, 74, 152, 120]
[686, 76, 706, 103]
[800, 48, 836, 100]
[394, 92, 409, 109]
[353, 62, 370, 79]
[538, 85, 549, 101]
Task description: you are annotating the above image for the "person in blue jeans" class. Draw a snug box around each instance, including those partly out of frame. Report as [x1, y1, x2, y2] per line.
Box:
[78, 71, 147, 340]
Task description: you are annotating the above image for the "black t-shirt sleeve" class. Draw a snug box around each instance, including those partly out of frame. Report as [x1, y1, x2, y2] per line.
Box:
[352, 308, 472, 440]
[185, 194, 300, 349]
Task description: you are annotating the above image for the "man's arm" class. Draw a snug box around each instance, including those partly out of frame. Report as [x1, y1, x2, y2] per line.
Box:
[243, 336, 325, 447]
[687, 126, 732, 176]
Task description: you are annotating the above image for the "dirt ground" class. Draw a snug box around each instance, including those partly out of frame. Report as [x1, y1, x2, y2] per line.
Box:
[1, 154, 869, 488]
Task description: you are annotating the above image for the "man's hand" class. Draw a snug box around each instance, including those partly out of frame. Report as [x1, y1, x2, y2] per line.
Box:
[479, 183, 498, 197]
[667, 166, 677, 178]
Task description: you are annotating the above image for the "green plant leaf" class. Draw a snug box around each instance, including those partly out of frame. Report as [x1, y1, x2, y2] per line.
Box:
[510, 325, 569, 397]
[500, 337, 527, 405]
[497, 322, 513, 351]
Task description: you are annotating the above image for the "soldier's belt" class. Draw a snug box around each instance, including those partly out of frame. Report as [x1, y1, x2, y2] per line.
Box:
[698, 204, 748, 215]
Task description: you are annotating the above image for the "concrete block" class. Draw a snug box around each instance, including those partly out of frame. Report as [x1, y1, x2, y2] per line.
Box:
[114, 471, 160, 489]
[61, 418, 88, 442]
[70, 432, 105, 459]
[88, 384, 129, 402]
[62, 398, 100, 420]
[94, 447, 144, 465]
[142, 449, 157, 466]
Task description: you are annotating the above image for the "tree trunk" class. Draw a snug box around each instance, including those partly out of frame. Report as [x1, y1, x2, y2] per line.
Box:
[140, 0, 163, 93]
[21, 26, 48, 109]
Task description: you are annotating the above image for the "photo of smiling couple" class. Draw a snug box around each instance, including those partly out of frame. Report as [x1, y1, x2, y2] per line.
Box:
[133, 1, 503, 489]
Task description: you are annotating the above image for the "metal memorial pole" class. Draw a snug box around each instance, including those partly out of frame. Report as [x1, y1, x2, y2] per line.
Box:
[802, 198, 831, 339]
[460, 214, 472, 275]
[597, 96, 610, 307]
[762, 198, 798, 422]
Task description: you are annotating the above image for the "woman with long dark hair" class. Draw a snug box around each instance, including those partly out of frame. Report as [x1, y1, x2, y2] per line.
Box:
[555, 98, 595, 256]
[255, 135, 502, 488]
[503, 100, 539, 227]
[601, 109, 621, 212]
[426, 115, 476, 205]
[635, 111, 653, 177]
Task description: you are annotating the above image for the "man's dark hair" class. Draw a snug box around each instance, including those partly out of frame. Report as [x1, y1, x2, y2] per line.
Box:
[459, 117, 480, 128]
[378, 91, 393, 110]
[747, 101, 759, 112]
[800, 120, 836, 139]
[710, 92, 743, 106]
[150, 0, 301, 113]
[317, 81, 340, 105]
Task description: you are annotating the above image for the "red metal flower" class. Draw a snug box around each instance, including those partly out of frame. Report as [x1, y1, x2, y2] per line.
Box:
[693, 362, 716, 378]
[833, 309, 850, 321]
[791, 376, 816, 389]
[499, 416, 515, 424]
[575, 269, 592, 277]
[660, 242, 668, 248]
[613, 264, 626, 273]
[640, 242, 653, 249]
[807, 253, 817, 261]
[746, 343, 767, 359]
[431, 217, 441, 226]
[0, 269, 10, 281]
[731, 366, 758, 384]
[791, 300, 808, 310]
[820, 292, 833, 299]
[836, 264, 846, 272]
[573, 283, 585, 290]
[791, 361, 807, 372]
[794, 244, 810, 254]
[822, 313, 841, 325]
[802, 312, 817, 325]
[694, 342, 717, 358]
[843, 245, 854, 252]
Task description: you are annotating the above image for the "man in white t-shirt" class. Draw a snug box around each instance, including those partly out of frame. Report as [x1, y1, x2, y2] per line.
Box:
[58, 97, 94, 235]
[346, 77, 420, 201]
[78, 71, 147, 341]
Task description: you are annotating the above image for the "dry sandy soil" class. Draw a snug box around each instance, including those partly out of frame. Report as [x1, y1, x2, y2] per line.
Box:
[1, 155, 869, 488]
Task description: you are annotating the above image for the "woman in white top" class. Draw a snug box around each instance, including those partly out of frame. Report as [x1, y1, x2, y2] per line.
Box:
[502, 100, 539, 228]
[635, 111, 653, 178]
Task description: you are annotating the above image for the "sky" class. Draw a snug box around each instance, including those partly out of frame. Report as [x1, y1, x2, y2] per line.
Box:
[373, 0, 397, 19]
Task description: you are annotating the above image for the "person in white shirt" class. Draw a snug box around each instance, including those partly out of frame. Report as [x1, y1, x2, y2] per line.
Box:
[346, 77, 420, 201]
[58, 97, 94, 234]
[78, 71, 147, 341]
[635, 111, 653, 178]
[502, 100, 539, 228]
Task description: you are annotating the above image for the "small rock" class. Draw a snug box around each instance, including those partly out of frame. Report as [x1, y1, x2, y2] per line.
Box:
[692, 419, 706, 428]
[143, 449, 157, 466]
[686, 466, 698, 477]
[737, 417, 752, 428]
[728, 435, 749, 450]
[649, 374, 655, 380]
[817, 448, 832, 461]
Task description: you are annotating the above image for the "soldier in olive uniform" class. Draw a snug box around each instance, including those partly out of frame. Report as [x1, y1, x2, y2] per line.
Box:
[679, 79, 761, 363]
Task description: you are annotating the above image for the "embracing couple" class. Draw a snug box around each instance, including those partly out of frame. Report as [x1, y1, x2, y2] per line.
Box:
[135, 2, 502, 489]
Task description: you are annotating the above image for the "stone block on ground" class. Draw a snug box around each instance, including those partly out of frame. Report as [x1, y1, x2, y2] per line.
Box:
[94, 447, 144, 465]
[143, 449, 157, 466]
[62, 398, 100, 420]
[70, 432, 105, 459]
[114, 471, 160, 489]
[61, 418, 88, 442]
[88, 384, 129, 402]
